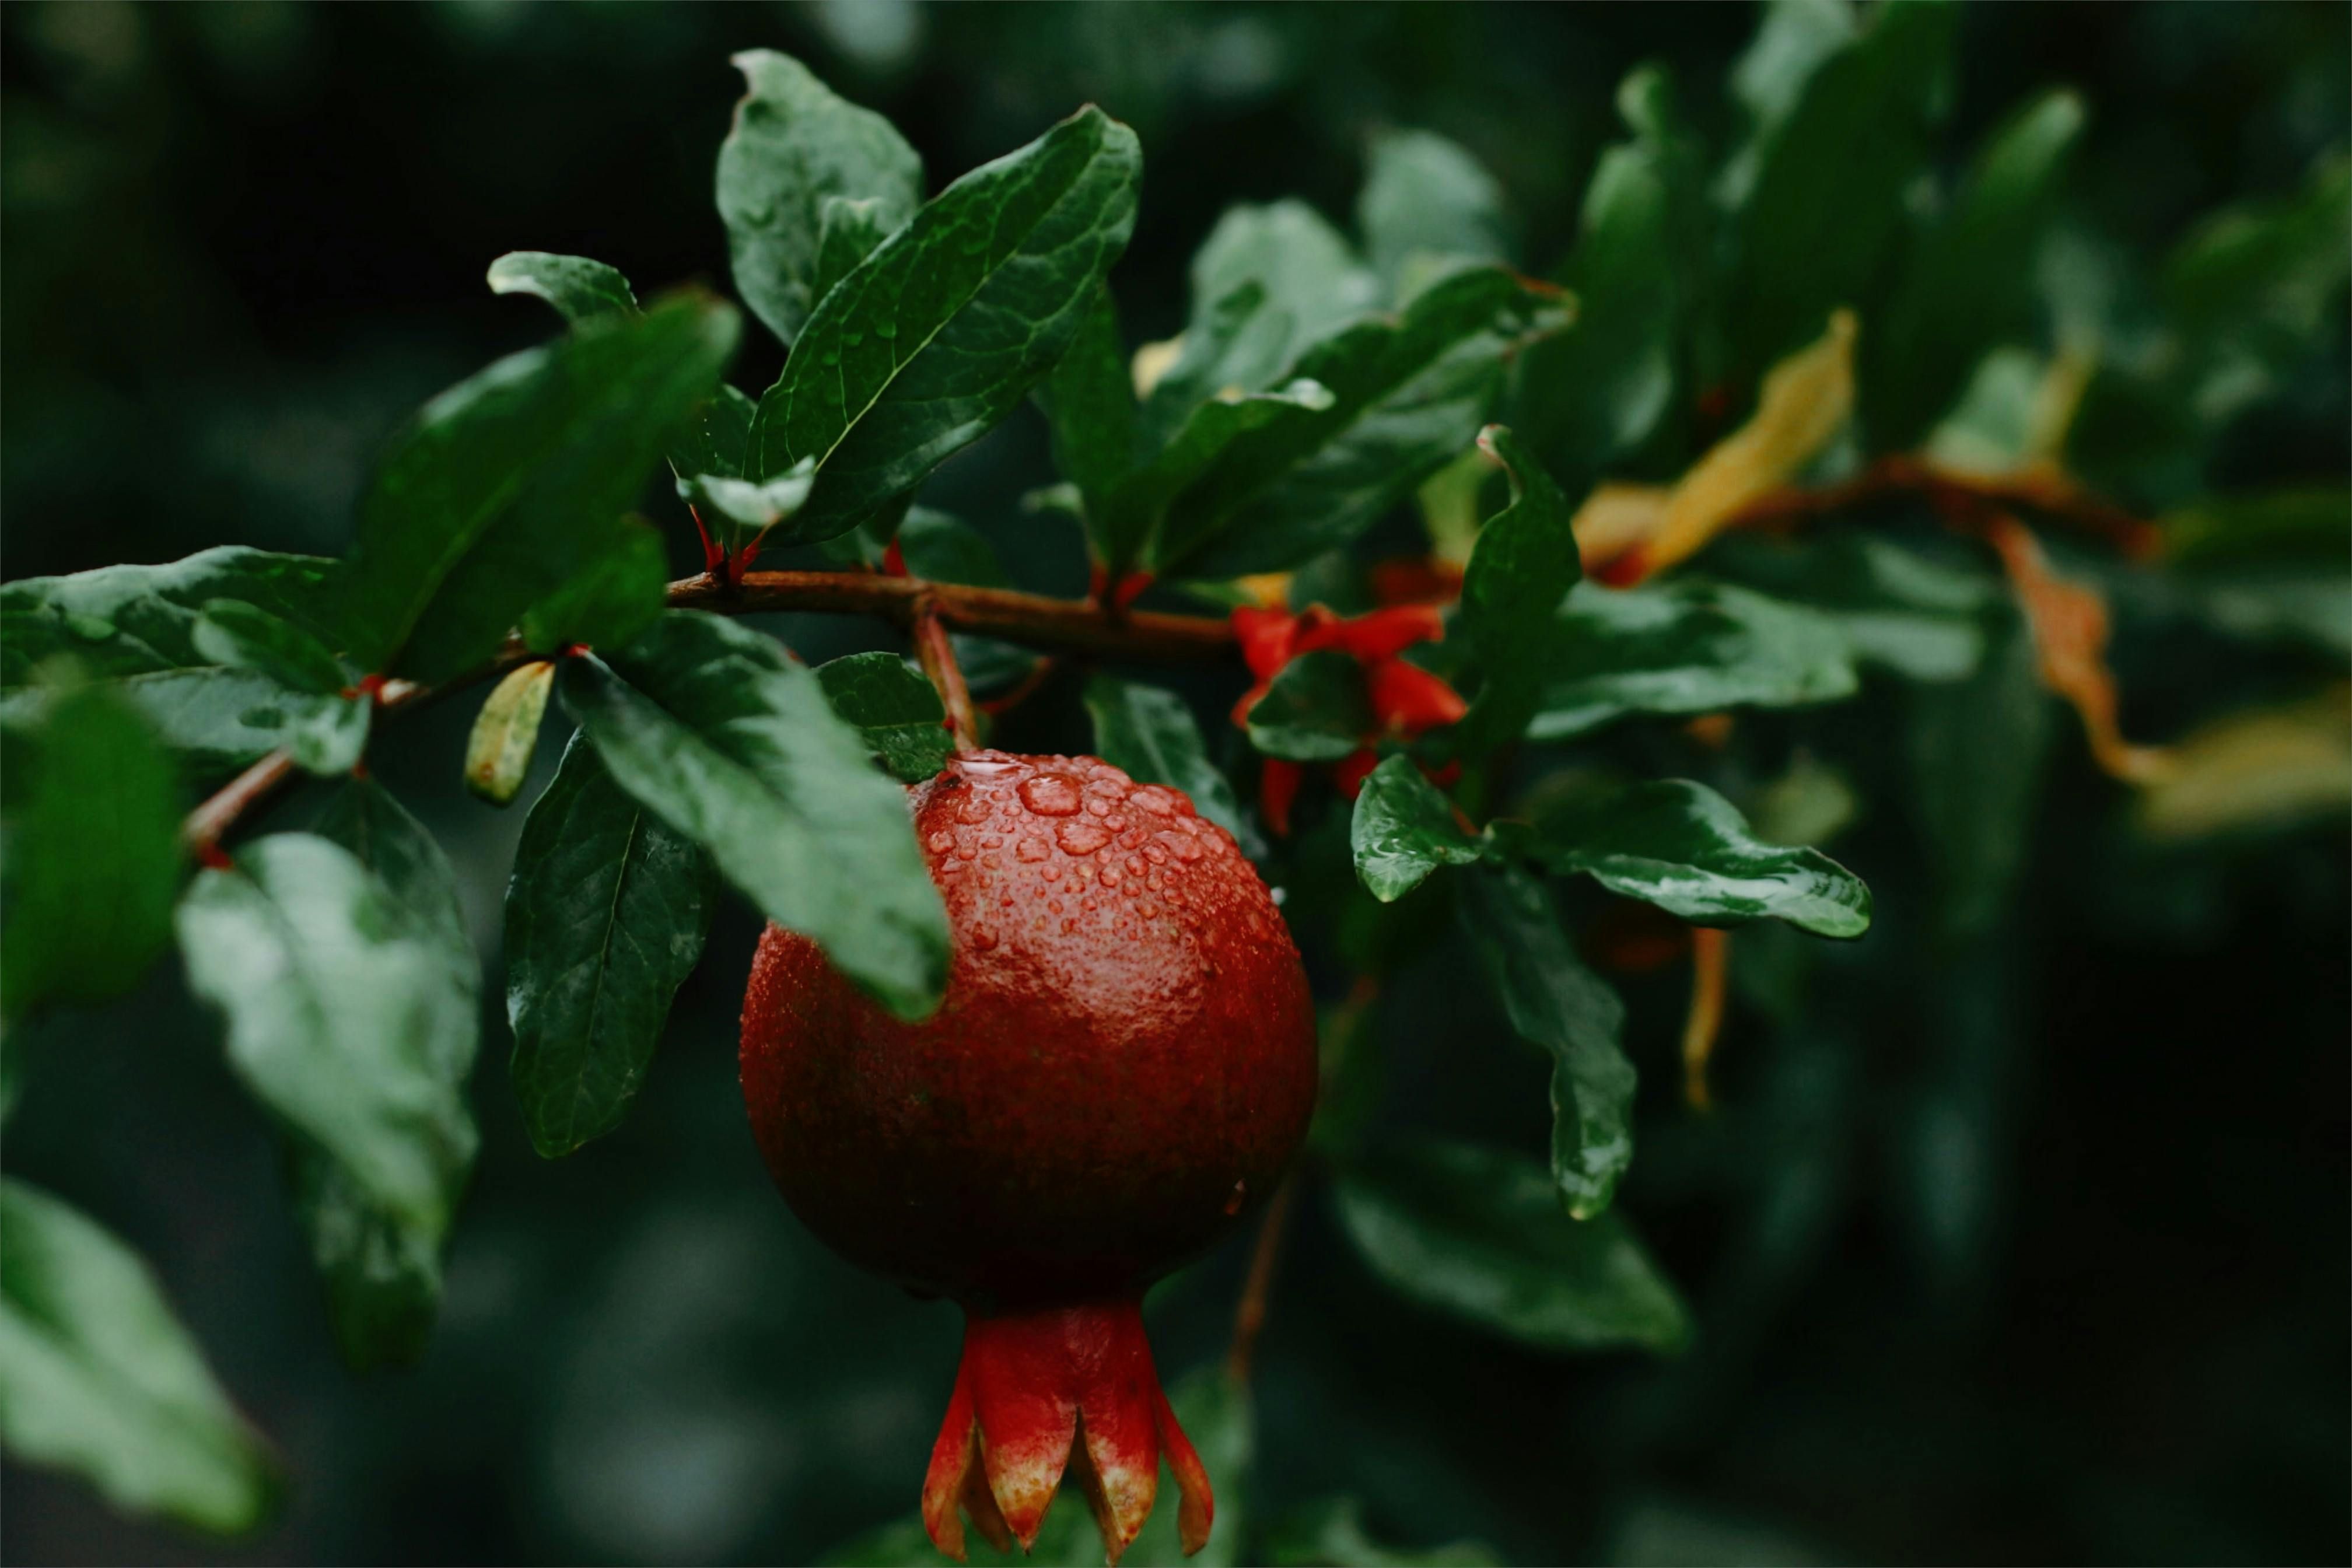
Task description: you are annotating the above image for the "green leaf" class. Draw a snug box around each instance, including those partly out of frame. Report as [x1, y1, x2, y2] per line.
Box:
[716, 49, 925, 349]
[816, 652, 953, 783]
[1529, 579, 1859, 740]
[1455, 866, 1634, 1220]
[1723, 0, 1957, 370]
[558, 612, 949, 1019]
[485, 250, 638, 324]
[1514, 66, 1697, 483]
[1334, 1138, 1688, 1353]
[506, 732, 714, 1158]
[1267, 1498, 1501, 1567]
[1708, 531, 1997, 681]
[0, 682, 184, 1023]
[1037, 283, 1140, 559]
[678, 460, 817, 556]
[465, 661, 556, 806]
[1245, 649, 1374, 762]
[2161, 485, 2352, 567]
[1503, 777, 1871, 938]
[1868, 89, 2088, 449]
[176, 835, 477, 1238]
[1101, 376, 1338, 578]
[344, 293, 738, 683]
[1083, 674, 1262, 856]
[1357, 129, 1512, 296]
[1905, 611, 2054, 936]
[2163, 152, 2352, 390]
[1350, 754, 1484, 902]
[0, 1180, 276, 1533]
[517, 517, 670, 656]
[748, 106, 1142, 540]
[1150, 267, 1570, 579]
[1455, 426, 1581, 750]
[810, 194, 897, 307]
[190, 600, 348, 694]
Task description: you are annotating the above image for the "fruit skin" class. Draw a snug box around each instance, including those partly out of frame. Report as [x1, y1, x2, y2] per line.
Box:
[740, 751, 1317, 1561]
[741, 750, 1318, 1308]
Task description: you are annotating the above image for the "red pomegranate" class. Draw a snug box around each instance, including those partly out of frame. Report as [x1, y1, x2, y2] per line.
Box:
[741, 750, 1318, 1562]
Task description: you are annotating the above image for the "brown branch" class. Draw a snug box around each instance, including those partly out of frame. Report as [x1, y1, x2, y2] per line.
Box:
[911, 593, 979, 753]
[1225, 1177, 1298, 1386]
[1729, 454, 2162, 558]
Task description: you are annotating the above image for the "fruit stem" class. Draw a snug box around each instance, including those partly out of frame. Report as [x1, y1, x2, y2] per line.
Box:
[1224, 1175, 1298, 1386]
[912, 594, 980, 753]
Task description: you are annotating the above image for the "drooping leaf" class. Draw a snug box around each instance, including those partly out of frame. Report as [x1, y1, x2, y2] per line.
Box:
[815, 652, 953, 783]
[1868, 89, 2088, 449]
[1150, 267, 1570, 580]
[0, 1180, 276, 1534]
[716, 49, 925, 349]
[176, 834, 477, 1241]
[1357, 128, 1512, 296]
[344, 293, 738, 683]
[0, 682, 184, 1023]
[517, 517, 670, 656]
[1084, 674, 1262, 855]
[1245, 649, 1374, 762]
[1530, 578, 1859, 740]
[1455, 865, 1636, 1220]
[1037, 283, 1139, 556]
[557, 612, 949, 1019]
[506, 732, 714, 1158]
[747, 106, 1142, 540]
[1723, 0, 1957, 371]
[485, 250, 638, 324]
[1502, 777, 1871, 938]
[1455, 426, 1582, 750]
[1350, 754, 1485, 902]
[1334, 1138, 1688, 1352]
[1266, 1497, 1502, 1567]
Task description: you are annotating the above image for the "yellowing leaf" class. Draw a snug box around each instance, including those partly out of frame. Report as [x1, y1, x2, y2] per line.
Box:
[465, 660, 555, 807]
[1640, 309, 1858, 576]
[1130, 335, 1184, 400]
[1569, 482, 1670, 574]
[2136, 686, 2352, 842]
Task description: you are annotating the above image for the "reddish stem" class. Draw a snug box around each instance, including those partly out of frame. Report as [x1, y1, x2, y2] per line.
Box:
[912, 595, 980, 754]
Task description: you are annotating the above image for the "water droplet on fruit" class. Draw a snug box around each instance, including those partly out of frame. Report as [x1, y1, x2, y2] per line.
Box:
[1139, 900, 1159, 919]
[980, 835, 1003, 850]
[956, 843, 978, 861]
[1100, 867, 1121, 889]
[1125, 856, 1146, 876]
[959, 757, 1019, 780]
[1144, 844, 1169, 865]
[1103, 814, 1128, 833]
[1020, 774, 1083, 816]
[1170, 835, 1203, 862]
[1016, 836, 1049, 863]
[958, 794, 995, 824]
[1042, 863, 1063, 881]
[1056, 820, 1111, 855]
[971, 925, 999, 951]
[926, 831, 954, 853]
[1084, 796, 1114, 818]
[1132, 786, 1177, 816]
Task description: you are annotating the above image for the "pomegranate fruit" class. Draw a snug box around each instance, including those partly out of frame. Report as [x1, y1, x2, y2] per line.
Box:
[740, 750, 1317, 1562]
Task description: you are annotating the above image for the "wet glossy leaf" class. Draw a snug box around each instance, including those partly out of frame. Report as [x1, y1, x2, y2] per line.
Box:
[506, 732, 714, 1158]
[0, 683, 184, 1023]
[1037, 283, 1139, 557]
[1357, 128, 1511, 295]
[716, 50, 923, 348]
[1457, 427, 1581, 750]
[1456, 866, 1636, 1220]
[517, 518, 669, 657]
[486, 250, 638, 324]
[816, 652, 953, 783]
[1084, 674, 1261, 854]
[190, 600, 347, 695]
[1530, 579, 1858, 740]
[748, 106, 1141, 539]
[1245, 650, 1373, 763]
[558, 612, 949, 1020]
[1266, 1497, 1501, 1566]
[811, 194, 895, 307]
[1334, 1138, 1688, 1353]
[1102, 376, 1338, 578]
[345, 293, 738, 683]
[1350, 755, 1485, 902]
[0, 1180, 276, 1533]
[1504, 778, 1871, 938]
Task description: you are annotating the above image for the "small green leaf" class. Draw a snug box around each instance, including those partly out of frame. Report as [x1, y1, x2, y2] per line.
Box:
[678, 461, 817, 555]
[558, 612, 949, 1019]
[466, 661, 556, 806]
[506, 732, 714, 1158]
[1245, 649, 1374, 762]
[816, 652, 953, 783]
[1530, 579, 1859, 741]
[1350, 754, 1483, 902]
[1037, 282, 1140, 560]
[517, 517, 669, 656]
[1456, 866, 1635, 1220]
[716, 49, 925, 349]
[176, 835, 477, 1239]
[1334, 1138, 1688, 1353]
[0, 1180, 276, 1533]
[1503, 777, 1871, 939]
[749, 106, 1142, 539]
[1083, 674, 1262, 855]
[1455, 426, 1582, 751]
[190, 600, 348, 695]
[0, 682, 184, 1023]
[1266, 1497, 1501, 1567]
[344, 293, 739, 683]
[1357, 128, 1512, 297]
[485, 250, 638, 324]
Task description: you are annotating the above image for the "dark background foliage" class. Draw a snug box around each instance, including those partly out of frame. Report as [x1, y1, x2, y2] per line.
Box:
[3, 3, 2345, 1563]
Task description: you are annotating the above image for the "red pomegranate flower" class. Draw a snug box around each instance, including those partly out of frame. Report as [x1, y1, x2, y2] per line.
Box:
[741, 752, 1318, 1563]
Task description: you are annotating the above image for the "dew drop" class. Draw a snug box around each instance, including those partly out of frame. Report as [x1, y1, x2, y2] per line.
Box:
[1132, 786, 1177, 817]
[1056, 820, 1111, 855]
[1170, 835, 1204, 863]
[1084, 796, 1114, 818]
[1139, 901, 1159, 919]
[926, 830, 954, 854]
[1100, 867, 1121, 889]
[1016, 836, 1049, 863]
[1124, 856, 1146, 876]
[874, 318, 898, 339]
[956, 843, 979, 861]
[1020, 774, 1084, 816]
[958, 794, 995, 824]
[1104, 814, 1129, 834]
[980, 835, 1003, 850]
[1143, 843, 1169, 866]
[971, 925, 999, 951]
[1042, 863, 1063, 882]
